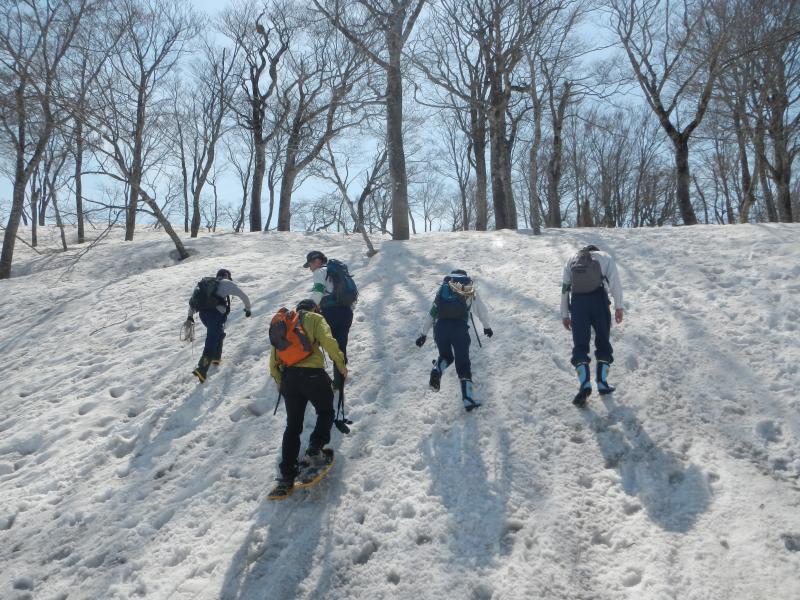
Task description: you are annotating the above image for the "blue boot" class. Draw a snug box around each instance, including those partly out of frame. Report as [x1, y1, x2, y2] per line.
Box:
[429, 358, 449, 391]
[460, 378, 481, 411]
[573, 362, 592, 407]
[596, 361, 615, 395]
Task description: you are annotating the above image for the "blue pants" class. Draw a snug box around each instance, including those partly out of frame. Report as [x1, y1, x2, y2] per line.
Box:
[434, 318, 472, 379]
[199, 309, 226, 361]
[321, 304, 353, 360]
[570, 288, 612, 366]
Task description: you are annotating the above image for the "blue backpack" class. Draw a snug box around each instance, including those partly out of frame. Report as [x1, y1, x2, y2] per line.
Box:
[325, 259, 358, 307]
[435, 274, 473, 320]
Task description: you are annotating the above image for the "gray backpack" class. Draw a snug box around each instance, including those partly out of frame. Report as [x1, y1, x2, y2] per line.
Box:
[570, 247, 603, 294]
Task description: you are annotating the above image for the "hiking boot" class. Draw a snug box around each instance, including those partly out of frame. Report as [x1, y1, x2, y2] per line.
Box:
[267, 477, 295, 501]
[429, 358, 450, 391]
[460, 378, 481, 412]
[303, 447, 332, 469]
[573, 362, 591, 406]
[193, 356, 212, 383]
[596, 361, 615, 395]
[429, 366, 442, 391]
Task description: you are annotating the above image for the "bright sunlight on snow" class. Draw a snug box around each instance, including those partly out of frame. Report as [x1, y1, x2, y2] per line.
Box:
[1, 224, 800, 599]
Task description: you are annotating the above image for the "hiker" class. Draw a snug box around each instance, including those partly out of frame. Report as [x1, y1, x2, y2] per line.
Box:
[268, 299, 348, 499]
[186, 268, 252, 383]
[303, 250, 357, 390]
[415, 269, 493, 411]
[560, 244, 624, 406]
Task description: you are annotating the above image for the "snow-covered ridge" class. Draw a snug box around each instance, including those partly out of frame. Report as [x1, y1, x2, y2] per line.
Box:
[1, 224, 799, 599]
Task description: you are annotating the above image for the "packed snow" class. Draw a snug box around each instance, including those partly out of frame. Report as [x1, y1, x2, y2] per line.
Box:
[1, 224, 799, 600]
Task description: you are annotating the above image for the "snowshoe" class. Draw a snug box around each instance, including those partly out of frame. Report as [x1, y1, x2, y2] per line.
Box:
[295, 448, 334, 489]
[267, 477, 295, 501]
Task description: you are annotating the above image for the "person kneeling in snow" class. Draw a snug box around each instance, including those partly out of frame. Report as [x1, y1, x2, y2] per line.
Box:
[186, 268, 252, 383]
[268, 299, 348, 499]
[415, 270, 493, 412]
[560, 245, 624, 407]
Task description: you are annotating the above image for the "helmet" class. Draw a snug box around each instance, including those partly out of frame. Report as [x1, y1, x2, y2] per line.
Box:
[216, 268, 232, 280]
[296, 299, 319, 313]
[303, 250, 327, 268]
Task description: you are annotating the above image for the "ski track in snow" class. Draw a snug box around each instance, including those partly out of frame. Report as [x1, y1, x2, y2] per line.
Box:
[1, 224, 800, 600]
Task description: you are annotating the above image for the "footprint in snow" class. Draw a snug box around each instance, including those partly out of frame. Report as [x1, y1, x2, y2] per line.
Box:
[755, 420, 782, 442]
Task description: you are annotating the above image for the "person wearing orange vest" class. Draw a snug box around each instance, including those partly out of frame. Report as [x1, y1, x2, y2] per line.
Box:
[267, 299, 347, 499]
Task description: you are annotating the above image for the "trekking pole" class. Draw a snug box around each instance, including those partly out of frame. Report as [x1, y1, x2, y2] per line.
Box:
[470, 312, 483, 348]
[334, 373, 352, 434]
[273, 391, 283, 415]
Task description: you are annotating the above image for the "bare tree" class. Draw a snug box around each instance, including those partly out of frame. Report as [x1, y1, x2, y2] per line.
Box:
[415, 0, 490, 230]
[275, 12, 373, 231]
[463, 0, 555, 230]
[91, 0, 200, 242]
[181, 40, 238, 237]
[739, 0, 800, 222]
[312, 0, 426, 241]
[222, 0, 291, 232]
[62, 7, 120, 243]
[86, 0, 199, 256]
[317, 140, 386, 255]
[608, 0, 732, 225]
[0, 0, 94, 279]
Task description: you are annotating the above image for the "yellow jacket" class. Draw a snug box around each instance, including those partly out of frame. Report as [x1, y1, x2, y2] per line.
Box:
[269, 311, 346, 387]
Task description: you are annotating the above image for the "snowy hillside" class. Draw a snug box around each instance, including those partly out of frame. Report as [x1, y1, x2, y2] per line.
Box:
[2, 224, 800, 600]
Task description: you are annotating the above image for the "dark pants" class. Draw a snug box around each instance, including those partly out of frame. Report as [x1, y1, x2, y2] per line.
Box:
[199, 309, 226, 367]
[279, 367, 335, 479]
[321, 304, 353, 360]
[434, 318, 472, 379]
[321, 304, 353, 387]
[570, 288, 613, 366]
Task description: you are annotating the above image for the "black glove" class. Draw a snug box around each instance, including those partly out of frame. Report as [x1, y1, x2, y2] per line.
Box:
[245, 309, 252, 318]
[483, 328, 493, 338]
[415, 335, 426, 347]
[186, 316, 194, 323]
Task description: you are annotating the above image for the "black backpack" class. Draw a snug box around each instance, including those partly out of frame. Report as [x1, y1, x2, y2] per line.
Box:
[570, 248, 603, 294]
[435, 274, 474, 320]
[189, 277, 223, 311]
[325, 259, 358, 307]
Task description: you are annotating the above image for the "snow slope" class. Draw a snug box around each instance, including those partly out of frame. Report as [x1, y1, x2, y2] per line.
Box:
[1, 224, 799, 600]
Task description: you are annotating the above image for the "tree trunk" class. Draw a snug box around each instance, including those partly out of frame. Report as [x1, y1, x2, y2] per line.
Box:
[546, 84, 570, 229]
[503, 140, 517, 228]
[0, 178, 28, 279]
[139, 189, 189, 259]
[75, 121, 85, 243]
[734, 110, 756, 224]
[52, 192, 68, 251]
[31, 183, 39, 247]
[471, 108, 488, 231]
[673, 136, 698, 225]
[250, 139, 266, 231]
[277, 165, 297, 231]
[386, 32, 409, 240]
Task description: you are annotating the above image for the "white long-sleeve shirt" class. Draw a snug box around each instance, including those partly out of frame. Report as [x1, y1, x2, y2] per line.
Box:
[418, 276, 492, 336]
[560, 250, 624, 318]
[309, 266, 334, 306]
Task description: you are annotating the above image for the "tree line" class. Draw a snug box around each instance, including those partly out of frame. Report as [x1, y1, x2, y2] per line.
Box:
[1, 0, 798, 278]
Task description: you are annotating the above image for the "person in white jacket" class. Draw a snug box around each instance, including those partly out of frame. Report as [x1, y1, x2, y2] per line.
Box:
[415, 270, 493, 411]
[560, 245, 624, 406]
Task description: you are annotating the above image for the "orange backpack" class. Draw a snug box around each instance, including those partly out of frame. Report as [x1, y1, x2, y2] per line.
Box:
[269, 308, 313, 366]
